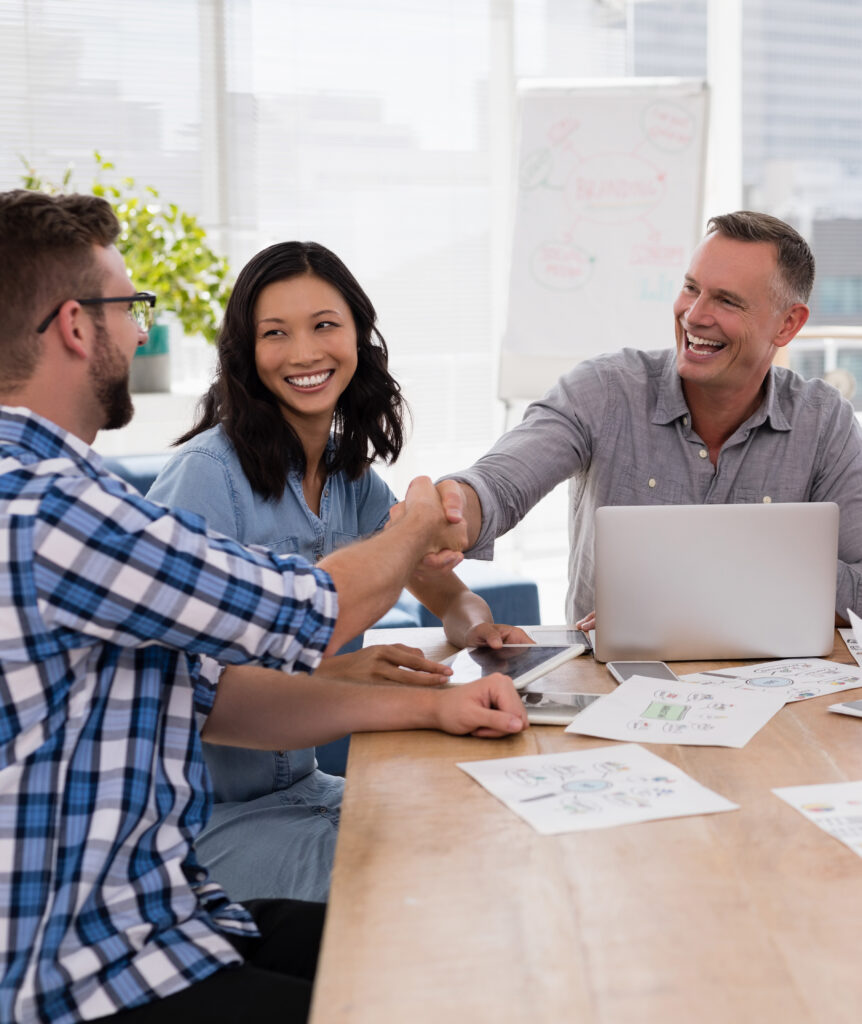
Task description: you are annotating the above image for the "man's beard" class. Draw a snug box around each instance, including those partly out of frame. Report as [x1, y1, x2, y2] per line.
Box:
[90, 320, 134, 431]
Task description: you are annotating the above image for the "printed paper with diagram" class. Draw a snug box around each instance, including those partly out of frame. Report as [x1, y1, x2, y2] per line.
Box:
[458, 743, 737, 836]
[838, 630, 862, 668]
[564, 676, 784, 747]
[841, 608, 862, 666]
[773, 780, 862, 859]
[679, 658, 862, 701]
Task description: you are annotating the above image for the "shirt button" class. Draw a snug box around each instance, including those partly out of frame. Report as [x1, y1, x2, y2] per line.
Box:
[648, 478, 656, 488]
[762, 496, 772, 503]
[682, 416, 689, 426]
[324, 489, 329, 497]
[698, 449, 708, 459]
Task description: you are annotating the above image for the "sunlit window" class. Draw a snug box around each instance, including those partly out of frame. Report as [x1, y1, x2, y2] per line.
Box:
[3, 0, 861, 619]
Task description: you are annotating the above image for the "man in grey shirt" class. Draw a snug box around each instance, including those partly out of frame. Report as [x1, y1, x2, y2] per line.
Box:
[439, 211, 862, 624]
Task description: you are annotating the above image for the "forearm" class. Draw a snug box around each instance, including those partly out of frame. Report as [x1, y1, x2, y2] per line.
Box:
[440, 591, 496, 648]
[202, 664, 441, 749]
[318, 511, 439, 652]
[815, 405, 862, 623]
[443, 376, 591, 554]
[408, 570, 494, 648]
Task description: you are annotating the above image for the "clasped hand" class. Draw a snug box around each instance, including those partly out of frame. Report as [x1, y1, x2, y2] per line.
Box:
[387, 476, 467, 569]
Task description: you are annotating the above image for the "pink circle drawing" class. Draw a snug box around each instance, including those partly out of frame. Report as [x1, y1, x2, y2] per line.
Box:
[529, 241, 594, 291]
[643, 101, 696, 153]
[565, 152, 665, 224]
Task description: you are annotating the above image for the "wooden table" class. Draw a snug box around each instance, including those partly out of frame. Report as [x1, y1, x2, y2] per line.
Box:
[309, 629, 862, 1024]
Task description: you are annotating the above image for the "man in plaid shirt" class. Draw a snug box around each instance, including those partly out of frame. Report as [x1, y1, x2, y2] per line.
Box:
[0, 190, 527, 1024]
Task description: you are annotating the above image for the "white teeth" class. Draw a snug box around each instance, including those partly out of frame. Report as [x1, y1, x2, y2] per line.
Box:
[287, 371, 332, 387]
[687, 333, 725, 351]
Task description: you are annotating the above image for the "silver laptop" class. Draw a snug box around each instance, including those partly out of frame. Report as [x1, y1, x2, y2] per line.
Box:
[593, 502, 839, 663]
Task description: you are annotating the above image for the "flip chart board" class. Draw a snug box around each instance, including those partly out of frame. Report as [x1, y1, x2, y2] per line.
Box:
[499, 78, 709, 400]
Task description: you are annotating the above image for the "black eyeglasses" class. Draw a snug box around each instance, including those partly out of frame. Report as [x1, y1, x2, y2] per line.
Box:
[36, 292, 157, 334]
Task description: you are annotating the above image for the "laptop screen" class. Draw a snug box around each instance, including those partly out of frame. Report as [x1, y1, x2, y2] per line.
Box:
[593, 502, 838, 663]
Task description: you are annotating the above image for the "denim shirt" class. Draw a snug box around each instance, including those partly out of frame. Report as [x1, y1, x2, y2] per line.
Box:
[148, 424, 395, 800]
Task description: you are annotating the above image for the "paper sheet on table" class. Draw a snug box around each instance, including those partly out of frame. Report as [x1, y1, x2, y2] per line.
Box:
[838, 629, 862, 668]
[564, 676, 784, 747]
[773, 780, 862, 859]
[458, 744, 737, 836]
[680, 658, 862, 701]
[843, 609, 862, 668]
[850, 608, 862, 646]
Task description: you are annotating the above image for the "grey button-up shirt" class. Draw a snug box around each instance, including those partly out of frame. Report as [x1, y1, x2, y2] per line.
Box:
[448, 348, 862, 621]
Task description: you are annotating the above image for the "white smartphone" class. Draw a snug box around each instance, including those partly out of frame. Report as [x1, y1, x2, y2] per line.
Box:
[606, 660, 679, 684]
[520, 691, 599, 725]
[828, 699, 862, 719]
[525, 626, 592, 651]
[442, 643, 586, 691]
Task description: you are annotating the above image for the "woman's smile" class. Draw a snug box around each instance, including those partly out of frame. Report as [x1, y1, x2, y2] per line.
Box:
[254, 273, 359, 430]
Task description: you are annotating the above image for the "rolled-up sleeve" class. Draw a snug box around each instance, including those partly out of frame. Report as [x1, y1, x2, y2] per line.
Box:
[441, 361, 599, 557]
[811, 402, 862, 619]
[25, 475, 337, 672]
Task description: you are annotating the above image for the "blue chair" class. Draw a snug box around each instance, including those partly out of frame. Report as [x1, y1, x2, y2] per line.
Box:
[102, 453, 170, 495]
[388, 560, 541, 630]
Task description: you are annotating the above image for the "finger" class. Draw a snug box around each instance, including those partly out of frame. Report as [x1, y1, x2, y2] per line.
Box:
[575, 611, 596, 631]
[498, 626, 534, 644]
[436, 480, 464, 524]
[470, 673, 528, 723]
[490, 675, 530, 726]
[466, 623, 505, 649]
[394, 656, 453, 677]
[439, 521, 468, 553]
[376, 643, 424, 659]
[471, 725, 526, 739]
[421, 551, 463, 571]
[464, 706, 526, 735]
[375, 644, 453, 676]
[405, 475, 434, 504]
[376, 667, 450, 686]
[386, 501, 407, 528]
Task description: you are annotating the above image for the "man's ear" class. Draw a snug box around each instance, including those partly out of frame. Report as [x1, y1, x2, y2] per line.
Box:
[773, 303, 810, 350]
[55, 301, 90, 359]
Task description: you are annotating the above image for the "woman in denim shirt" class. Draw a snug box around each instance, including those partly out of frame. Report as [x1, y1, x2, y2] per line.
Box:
[148, 242, 528, 902]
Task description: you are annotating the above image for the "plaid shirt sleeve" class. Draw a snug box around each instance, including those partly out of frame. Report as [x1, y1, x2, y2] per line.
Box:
[18, 471, 337, 673]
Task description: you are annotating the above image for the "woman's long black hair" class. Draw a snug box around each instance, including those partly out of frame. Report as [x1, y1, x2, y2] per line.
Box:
[177, 241, 407, 500]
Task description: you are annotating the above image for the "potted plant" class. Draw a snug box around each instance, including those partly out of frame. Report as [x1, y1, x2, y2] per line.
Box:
[20, 152, 232, 392]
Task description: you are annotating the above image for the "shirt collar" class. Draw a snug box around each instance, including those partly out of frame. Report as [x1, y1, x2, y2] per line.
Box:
[651, 349, 690, 425]
[651, 353, 791, 433]
[754, 368, 792, 431]
[0, 405, 107, 476]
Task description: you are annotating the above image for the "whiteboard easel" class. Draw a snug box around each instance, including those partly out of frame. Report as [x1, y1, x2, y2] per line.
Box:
[498, 78, 709, 402]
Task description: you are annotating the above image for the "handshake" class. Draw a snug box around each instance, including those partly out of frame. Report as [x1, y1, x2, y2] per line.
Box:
[386, 477, 472, 570]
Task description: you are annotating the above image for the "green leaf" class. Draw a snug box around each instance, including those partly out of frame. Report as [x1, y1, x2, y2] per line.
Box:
[18, 152, 233, 342]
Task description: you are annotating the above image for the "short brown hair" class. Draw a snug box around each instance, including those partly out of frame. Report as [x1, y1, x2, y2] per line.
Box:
[706, 210, 815, 307]
[0, 190, 119, 390]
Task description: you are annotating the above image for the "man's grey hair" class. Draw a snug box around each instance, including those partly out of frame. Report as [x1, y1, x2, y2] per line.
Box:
[707, 210, 815, 309]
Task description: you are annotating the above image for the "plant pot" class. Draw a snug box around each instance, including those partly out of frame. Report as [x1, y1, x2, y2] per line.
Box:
[130, 322, 171, 393]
